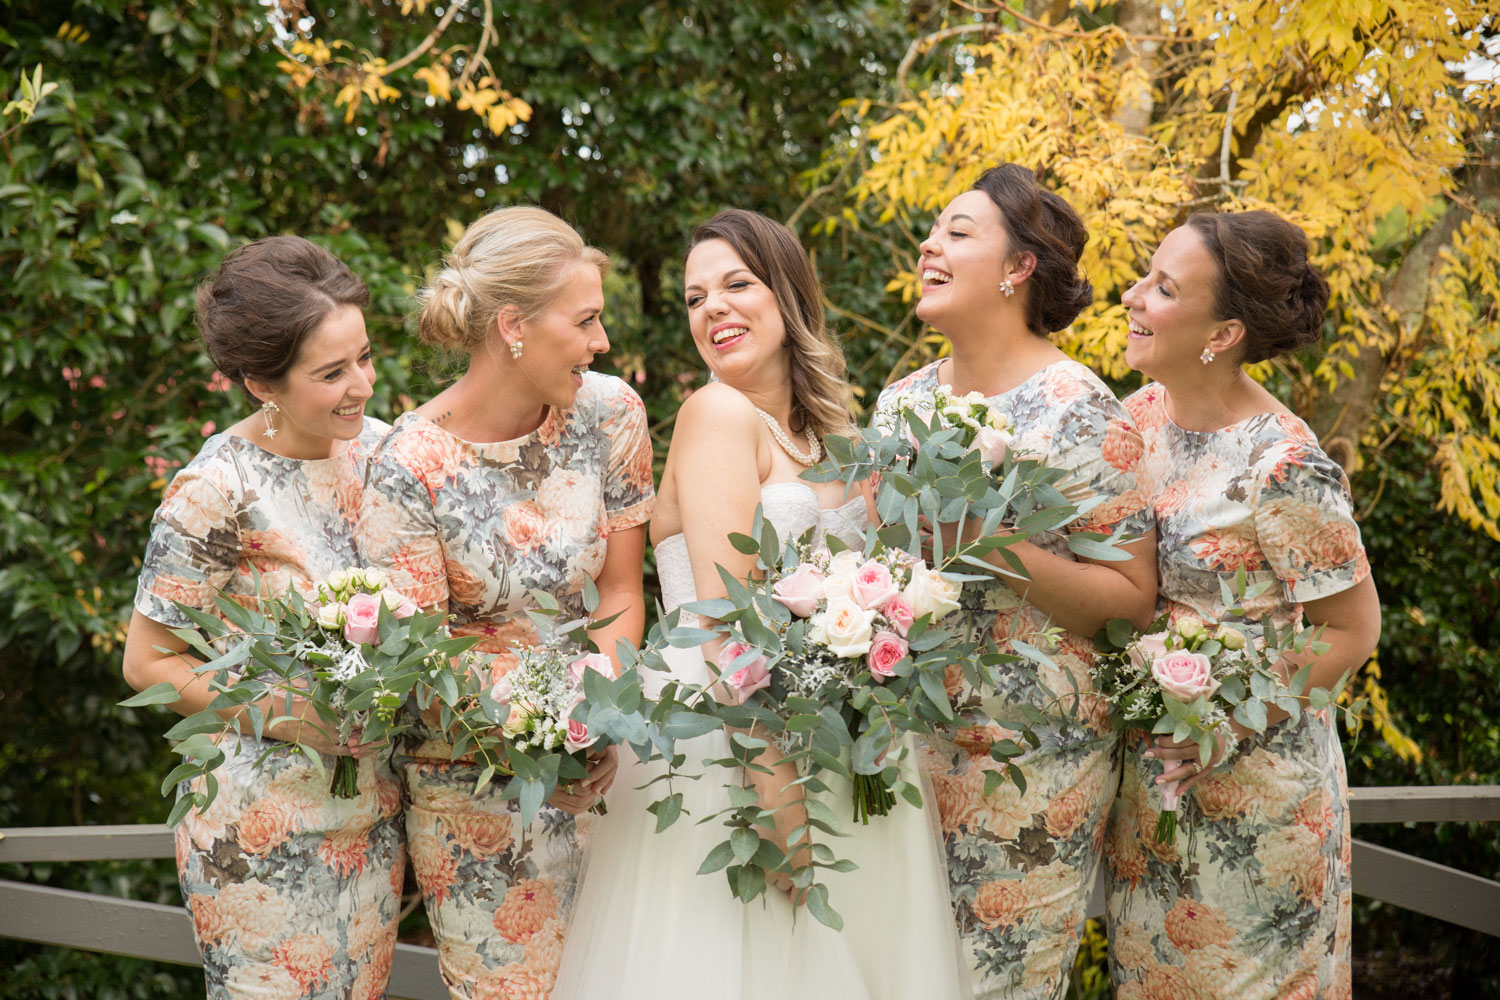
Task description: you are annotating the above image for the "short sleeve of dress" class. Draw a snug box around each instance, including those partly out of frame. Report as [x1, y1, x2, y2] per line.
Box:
[1047, 391, 1154, 540]
[134, 464, 241, 627]
[1252, 443, 1370, 604]
[357, 430, 451, 609]
[599, 381, 655, 532]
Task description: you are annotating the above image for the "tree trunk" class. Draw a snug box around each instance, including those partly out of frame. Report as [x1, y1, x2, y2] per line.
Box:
[1110, 0, 1160, 138]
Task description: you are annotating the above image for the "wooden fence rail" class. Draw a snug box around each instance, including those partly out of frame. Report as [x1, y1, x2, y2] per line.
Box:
[3, 784, 1497, 999]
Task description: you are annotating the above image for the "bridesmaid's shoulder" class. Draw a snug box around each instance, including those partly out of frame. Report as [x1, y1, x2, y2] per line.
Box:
[575, 370, 647, 422]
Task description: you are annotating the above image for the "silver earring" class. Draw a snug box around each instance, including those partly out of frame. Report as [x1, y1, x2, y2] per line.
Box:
[1200, 347, 1215, 365]
[261, 399, 280, 439]
[1000, 279, 1015, 298]
[509, 339, 524, 360]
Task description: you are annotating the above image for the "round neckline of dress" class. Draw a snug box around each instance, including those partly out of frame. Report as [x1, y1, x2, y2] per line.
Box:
[1155, 387, 1287, 438]
[222, 430, 355, 464]
[932, 356, 1076, 401]
[403, 405, 561, 448]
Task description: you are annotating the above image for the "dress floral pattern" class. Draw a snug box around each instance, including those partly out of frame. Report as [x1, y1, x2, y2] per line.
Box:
[1103, 384, 1369, 1000]
[137, 420, 406, 1000]
[875, 359, 1153, 1000]
[357, 373, 654, 999]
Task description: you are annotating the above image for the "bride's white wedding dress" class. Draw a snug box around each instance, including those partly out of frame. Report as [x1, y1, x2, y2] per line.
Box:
[553, 482, 968, 999]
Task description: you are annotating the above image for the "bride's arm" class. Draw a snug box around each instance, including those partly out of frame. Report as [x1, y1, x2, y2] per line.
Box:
[669, 384, 810, 894]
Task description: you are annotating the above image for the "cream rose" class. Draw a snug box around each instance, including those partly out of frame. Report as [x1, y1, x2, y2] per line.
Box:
[816, 598, 878, 658]
[901, 568, 962, 622]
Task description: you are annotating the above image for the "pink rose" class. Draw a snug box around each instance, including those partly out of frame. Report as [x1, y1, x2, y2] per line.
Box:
[343, 593, 382, 646]
[489, 672, 513, 708]
[772, 563, 826, 618]
[717, 642, 771, 704]
[1127, 632, 1169, 672]
[569, 652, 615, 683]
[882, 593, 916, 636]
[850, 560, 900, 611]
[1152, 651, 1219, 701]
[973, 425, 1010, 466]
[564, 716, 598, 753]
[866, 630, 909, 682]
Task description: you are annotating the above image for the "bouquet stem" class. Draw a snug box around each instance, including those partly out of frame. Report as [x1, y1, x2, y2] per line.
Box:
[852, 773, 895, 824]
[330, 756, 360, 799]
[1155, 780, 1179, 845]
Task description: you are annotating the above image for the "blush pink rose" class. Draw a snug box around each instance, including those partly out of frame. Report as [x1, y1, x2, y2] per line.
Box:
[850, 560, 899, 611]
[772, 563, 826, 618]
[489, 671, 513, 708]
[564, 715, 598, 753]
[717, 642, 771, 704]
[973, 425, 1010, 466]
[866, 630, 908, 682]
[1127, 632, 1169, 671]
[1152, 651, 1219, 701]
[882, 593, 916, 636]
[343, 592, 382, 646]
[569, 652, 615, 683]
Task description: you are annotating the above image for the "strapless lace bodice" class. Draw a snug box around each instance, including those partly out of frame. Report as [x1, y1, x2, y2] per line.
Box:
[656, 482, 866, 624]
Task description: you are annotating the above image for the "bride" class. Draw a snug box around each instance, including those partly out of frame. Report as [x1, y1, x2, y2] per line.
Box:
[553, 210, 967, 999]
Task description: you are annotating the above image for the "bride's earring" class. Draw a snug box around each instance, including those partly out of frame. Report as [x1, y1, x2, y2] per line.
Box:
[260, 399, 280, 439]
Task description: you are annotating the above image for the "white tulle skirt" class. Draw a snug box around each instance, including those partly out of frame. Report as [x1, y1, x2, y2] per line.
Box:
[552, 653, 969, 999]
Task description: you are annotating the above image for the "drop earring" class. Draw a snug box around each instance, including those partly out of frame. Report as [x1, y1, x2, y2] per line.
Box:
[510, 339, 524, 360]
[1200, 347, 1215, 365]
[1000, 278, 1015, 298]
[261, 399, 280, 439]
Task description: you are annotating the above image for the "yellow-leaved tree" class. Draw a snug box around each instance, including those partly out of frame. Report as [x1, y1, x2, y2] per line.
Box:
[810, 0, 1498, 758]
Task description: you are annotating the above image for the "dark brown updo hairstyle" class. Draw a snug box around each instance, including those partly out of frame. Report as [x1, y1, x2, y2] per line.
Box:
[689, 209, 852, 442]
[1184, 210, 1330, 363]
[971, 164, 1093, 336]
[195, 236, 369, 401]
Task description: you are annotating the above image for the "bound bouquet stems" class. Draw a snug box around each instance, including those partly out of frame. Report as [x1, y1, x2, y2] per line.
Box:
[852, 772, 896, 824]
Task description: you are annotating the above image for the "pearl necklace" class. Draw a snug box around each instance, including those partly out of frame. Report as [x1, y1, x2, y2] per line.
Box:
[754, 406, 822, 466]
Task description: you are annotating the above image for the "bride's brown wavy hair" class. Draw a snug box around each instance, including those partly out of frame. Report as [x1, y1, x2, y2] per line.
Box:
[689, 210, 852, 442]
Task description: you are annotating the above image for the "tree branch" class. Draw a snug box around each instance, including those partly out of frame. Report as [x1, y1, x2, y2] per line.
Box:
[384, 1, 464, 73]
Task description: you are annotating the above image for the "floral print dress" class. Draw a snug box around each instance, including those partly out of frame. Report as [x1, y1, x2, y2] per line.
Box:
[874, 359, 1153, 1000]
[1103, 384, 1369, 1000]
[357, 372, 654, 999]
[135, 419, 406, 1000]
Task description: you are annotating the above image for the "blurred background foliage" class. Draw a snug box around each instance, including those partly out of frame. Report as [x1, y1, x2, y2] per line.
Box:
[1, 1, 1495, 996]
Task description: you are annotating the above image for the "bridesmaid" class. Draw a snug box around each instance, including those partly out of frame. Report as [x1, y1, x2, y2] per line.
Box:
[872, 163, 1158, 999]
[123, 237, 403, 998]
[357, 206, 653, 998]
[1104, 211, 1380, 1000]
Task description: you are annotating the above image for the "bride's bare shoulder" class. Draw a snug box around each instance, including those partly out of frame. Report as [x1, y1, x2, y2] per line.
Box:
[673, 381, 759, 432]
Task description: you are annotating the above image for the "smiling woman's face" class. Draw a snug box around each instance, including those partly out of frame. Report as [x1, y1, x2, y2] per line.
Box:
[915, 189, 1013, 334]
[1122, 225, 1226, 380]
[683, 238, 789, 388]
[512, 261, 609, 411]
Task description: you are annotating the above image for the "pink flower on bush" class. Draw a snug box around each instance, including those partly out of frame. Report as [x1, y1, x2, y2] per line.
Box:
[866, 630, 908, 681]
[1152, 651, 1219, 701]
[343, 592, 382, 646]
[717, 642, 771, 703]
[771, 563, 825, 617]
[569, 652, 614, 683]
[851, 560, 899, 611]
[882, 593, 916, 636]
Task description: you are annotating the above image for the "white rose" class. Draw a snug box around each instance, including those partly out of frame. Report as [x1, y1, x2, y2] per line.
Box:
[325, 569, 354, 593]
[986, 410, 1012, 432]
[361, 567, 388, 591]
[315, 602, 345, 630]
[818, 597, 877, 658]
[961, 390, 988, 406]
[902, 568, 962, 622]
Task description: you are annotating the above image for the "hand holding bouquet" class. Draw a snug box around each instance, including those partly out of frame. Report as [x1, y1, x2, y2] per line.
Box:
[123, 566, 477, 823]
[1092, 577, 1351, 844]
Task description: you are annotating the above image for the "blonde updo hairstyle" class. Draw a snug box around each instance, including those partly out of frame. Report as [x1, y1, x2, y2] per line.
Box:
[418, 206, 609, 354]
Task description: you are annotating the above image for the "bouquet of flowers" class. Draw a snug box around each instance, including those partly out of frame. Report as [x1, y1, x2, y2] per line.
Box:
[890, 382, 1015, 469]
[123, 566, 478, 823]
[425, 587, 657, 824]
[1092, 577, 1349, 844]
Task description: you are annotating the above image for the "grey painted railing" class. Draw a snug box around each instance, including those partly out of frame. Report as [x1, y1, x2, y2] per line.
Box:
[3, 784, 1497, 997]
